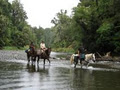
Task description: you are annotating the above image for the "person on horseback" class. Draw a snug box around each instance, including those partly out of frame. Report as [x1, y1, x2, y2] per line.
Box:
[40, 41, 47, 53]
[29, 42, 35, 54]
[78, 45, 85, 64]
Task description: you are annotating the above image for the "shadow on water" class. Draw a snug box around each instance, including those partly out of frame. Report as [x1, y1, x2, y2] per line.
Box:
[26, 63, 49, 73]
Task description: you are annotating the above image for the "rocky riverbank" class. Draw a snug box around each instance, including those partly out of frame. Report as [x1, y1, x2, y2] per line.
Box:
[0, 50, 27, 61]
[0, 50, 120, 70]
[0, 50, 120, 62]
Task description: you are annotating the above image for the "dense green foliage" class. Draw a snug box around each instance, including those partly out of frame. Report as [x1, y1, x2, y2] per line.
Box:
[51, 0, 120, 54]
[0, 0, 34, 48]
[0, 0, 120, 55]
[0, 0, 45, 49]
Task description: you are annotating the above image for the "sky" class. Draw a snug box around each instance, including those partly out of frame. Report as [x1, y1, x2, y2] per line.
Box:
[9, 0, 79, 28]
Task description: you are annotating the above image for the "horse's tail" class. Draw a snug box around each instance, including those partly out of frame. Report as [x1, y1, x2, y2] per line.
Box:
[70, 54, 79, 64]
[70, 54, 74, 64]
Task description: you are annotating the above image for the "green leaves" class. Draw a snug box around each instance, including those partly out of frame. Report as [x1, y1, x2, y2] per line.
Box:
[97, 22, 114, 34]
[0, 0, 120, 55]
[71, 0, 120, 54]
[0, 0, 36, 48]
[51, 10, 74, 48]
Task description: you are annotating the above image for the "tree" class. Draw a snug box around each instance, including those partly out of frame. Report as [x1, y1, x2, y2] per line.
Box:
[51, 9, 76, 48]
[11, 0, 27, 30]
[73, 0, 120, 54]
[0, 0, 12, 47]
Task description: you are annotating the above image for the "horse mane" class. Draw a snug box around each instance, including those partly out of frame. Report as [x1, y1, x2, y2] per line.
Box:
[45, 49, 49, 55]
[45, 48, 51, 56]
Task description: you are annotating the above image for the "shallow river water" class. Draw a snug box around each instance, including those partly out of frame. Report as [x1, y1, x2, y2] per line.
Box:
[0, 51, 120, 90]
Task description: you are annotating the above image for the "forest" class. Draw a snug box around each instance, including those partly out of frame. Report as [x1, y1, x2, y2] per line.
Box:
[0, 0, 120, 55]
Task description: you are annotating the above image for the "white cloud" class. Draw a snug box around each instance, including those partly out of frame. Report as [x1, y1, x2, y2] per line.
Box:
[9, 0, 79, 28]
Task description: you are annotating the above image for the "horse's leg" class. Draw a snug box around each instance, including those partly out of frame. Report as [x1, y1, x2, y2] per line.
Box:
[74, 56, 78, 68]
[31, 57, 33, 65]
[31, 56, 34, 65]
[86, 61, 89, 68]
[80, 59, 83, 68]
[80, 58, 85, 68]
[47, 58, 50, 64]
[84, 60, 89, 68]
[80, 59, 82, 65]
[37, 55, 39, 65]
[93, 60, 96, 62]
[74, 61, 78, 68]
[28, 56, 30, 63]
[27, 54, 30, 63]
[34, 56, 36, 65]
[43, 59, 45, 65]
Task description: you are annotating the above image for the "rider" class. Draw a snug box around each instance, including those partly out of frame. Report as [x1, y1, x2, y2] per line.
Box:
[78, 45, 85, 64]
[40, 41, 47, 53]
[29, 42, 35, 54]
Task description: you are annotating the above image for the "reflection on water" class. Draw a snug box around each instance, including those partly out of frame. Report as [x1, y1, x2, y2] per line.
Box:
[26, 63, 47, 72]
[0, 57, 120, 89]
[70, 69, 95, 90]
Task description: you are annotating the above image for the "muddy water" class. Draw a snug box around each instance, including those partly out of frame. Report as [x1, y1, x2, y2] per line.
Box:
[0, 51, 120, 90]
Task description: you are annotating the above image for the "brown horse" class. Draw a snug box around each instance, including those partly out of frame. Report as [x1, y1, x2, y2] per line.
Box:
[26, 48, 51, 65]
[36, 48, 51, 65]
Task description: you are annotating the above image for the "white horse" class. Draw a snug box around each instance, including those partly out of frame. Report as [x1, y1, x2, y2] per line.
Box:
[70, 53, 96, 68]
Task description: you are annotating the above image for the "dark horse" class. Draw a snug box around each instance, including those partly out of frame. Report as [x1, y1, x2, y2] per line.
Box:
[26, 48, 51, 65]
[26, 50, 36, 63]
[36, 48, 51, 65]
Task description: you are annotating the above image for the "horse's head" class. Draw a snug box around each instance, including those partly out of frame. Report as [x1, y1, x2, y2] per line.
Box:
[45, 48, 51, 56]
[25, 50, 31, 54]
[92, 53, 96, 62]
[85, 53, 96, 62]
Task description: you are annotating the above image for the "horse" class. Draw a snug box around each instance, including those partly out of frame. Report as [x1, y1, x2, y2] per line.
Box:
[25, 48, 51, 65]
[70, 53, 96, 68]
[36, 48, 51, 65]
[25, 49, 37, 64]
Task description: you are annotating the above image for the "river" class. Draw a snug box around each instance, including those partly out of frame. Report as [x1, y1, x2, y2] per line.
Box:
[0, 50, 120, 90]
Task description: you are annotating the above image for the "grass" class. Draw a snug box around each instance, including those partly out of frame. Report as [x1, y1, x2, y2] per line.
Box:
[2, 46, 75, 54]
[52, 47, 75, 53]
[3, 46, 19, 50]
[2, 45, 29, 50]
